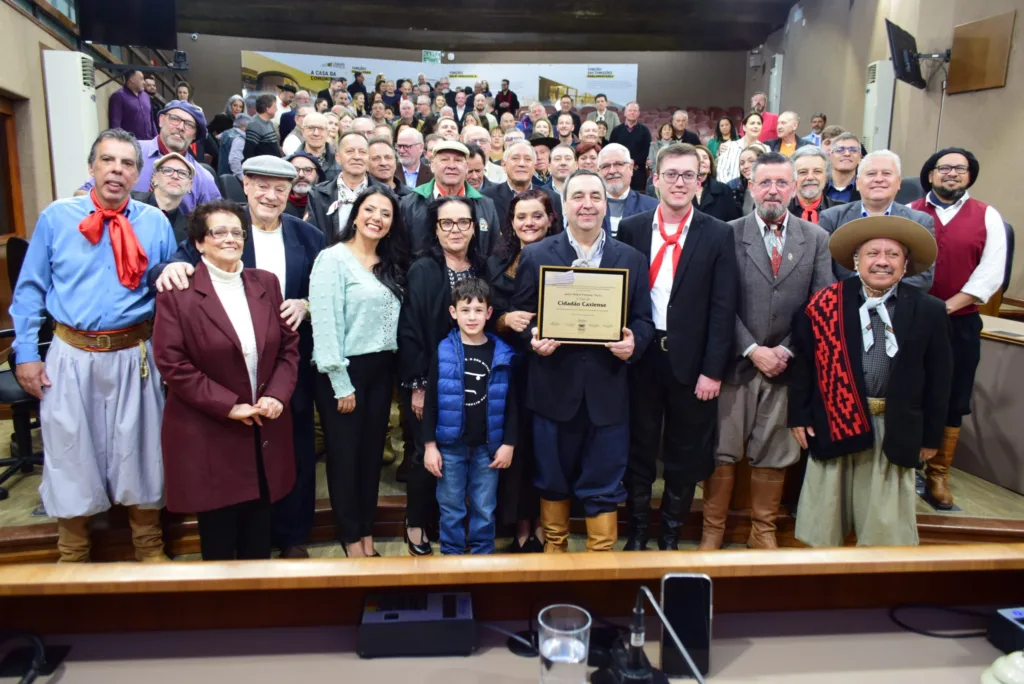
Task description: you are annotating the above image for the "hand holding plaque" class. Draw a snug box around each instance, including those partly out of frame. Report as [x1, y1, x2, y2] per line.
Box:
[536, 266, 629, 345]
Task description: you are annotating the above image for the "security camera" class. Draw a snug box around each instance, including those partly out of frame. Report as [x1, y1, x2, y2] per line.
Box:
[190, 33, 199, 41]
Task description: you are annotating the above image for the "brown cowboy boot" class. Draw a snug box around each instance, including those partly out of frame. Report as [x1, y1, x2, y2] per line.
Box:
[585, 511, 619, 552]
[698, 464, 735, 550]
[57, 516, 91, 563]
[748, 467, 786, 549]
[540, 500, 571, 553]
[926, 427, 960, 510]
[128, 506, 170, 562]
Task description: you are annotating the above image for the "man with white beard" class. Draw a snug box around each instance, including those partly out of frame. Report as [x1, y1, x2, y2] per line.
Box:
[284, 151, 324, 220]
[596, 143, 657, 238]
[787, 146, 838, 224]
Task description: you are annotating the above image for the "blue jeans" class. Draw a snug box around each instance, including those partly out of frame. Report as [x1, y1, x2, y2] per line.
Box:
[435, 442, 498, 555]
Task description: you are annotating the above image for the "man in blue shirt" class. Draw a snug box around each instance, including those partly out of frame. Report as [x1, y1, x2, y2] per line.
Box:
[802, 112, 827, 146]
[11, 129, 178, 563]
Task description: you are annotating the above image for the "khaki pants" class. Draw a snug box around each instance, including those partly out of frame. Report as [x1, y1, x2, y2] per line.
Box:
[795, 415, 919, 547]
[716, 374, 799, 469]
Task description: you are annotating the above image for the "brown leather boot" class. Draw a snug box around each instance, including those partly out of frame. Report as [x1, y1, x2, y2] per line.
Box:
[585, 511, 619, 552]
[57, 516, 91, 563]
[748, 467, 786, 549]
[540, 500, 571, 553]
[128, 506, 170, 562]
[925, 427, 959, 510]
[698, 464, 735, 550]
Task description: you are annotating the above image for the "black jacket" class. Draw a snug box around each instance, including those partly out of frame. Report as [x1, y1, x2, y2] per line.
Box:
[399, 181, 501, 257]
[788, 278, 953, 468]
[304, 175, 386, 244]
[609, 123, 653, 191]
[765, 137, 814, 154]
[618, 208, 738, 383]
[482, 182, 563, 242]
[673, 130, 701, 146]
[548, 110, 582, 137]
[696, 177, 741, 223]
[397, 256, 457, 385]
[511, 230, 655, 426]
[131, 191, 189, 244]
[787, 194, 840, 223]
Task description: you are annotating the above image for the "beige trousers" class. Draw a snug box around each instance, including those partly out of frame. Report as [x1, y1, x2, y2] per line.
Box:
[716, 373, 800, 469]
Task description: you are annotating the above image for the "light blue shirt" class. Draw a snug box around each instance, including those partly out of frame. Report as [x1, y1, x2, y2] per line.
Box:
[402, 166, 420, 188]
[309, 243, 401, 397]
[11, 195, 177, 362]
[803, 132, 822, 146]
[861, 202, 894, 217]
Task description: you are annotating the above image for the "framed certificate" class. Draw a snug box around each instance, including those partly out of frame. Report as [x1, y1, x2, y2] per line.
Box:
[537, 266, 629, 344]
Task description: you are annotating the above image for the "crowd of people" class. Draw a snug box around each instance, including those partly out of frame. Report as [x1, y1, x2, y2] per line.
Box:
[9, 70, 1008, 562]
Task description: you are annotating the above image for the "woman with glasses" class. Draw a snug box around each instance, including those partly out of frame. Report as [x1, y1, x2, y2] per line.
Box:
[309, 186, 410, 558]
[398, 197, 488, 556]
[154, 200, 300, 561]
[693, 144, 741, 222]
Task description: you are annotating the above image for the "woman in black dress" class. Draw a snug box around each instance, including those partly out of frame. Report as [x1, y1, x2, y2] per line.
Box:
[484, 188, 561, 552]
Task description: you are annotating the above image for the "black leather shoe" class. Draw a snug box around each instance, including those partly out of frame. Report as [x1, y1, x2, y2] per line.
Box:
[624, 484, 652, 551]
[405, 521, 433, 556]
[520, 535, 544, 553]
[658, 480, 697, 551]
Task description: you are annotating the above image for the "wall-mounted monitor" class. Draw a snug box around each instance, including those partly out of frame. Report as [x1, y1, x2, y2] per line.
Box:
[885, 19, 927, 89]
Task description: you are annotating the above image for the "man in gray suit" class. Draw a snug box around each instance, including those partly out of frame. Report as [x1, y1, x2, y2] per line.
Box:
[817, 150, 935, 291]
[699, 152, 835, 552]
[585, 93, 621, 131]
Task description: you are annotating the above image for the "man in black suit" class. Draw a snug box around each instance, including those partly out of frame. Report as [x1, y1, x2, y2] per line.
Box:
[618, 143, 738, 550]
[512, 169, 655, 553]
[483, 139, 563, 237]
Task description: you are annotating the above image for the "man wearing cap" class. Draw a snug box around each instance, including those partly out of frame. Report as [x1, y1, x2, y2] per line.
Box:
[285, 151, 324, 219]
[789, 216, 953, 546]
[305, 131, 382, 243]
[132, 152, 193, 242]
[787, 146, 839, 225]
[79, 101, 221, 214]
[529, 134, 558, 189]
[818, 151, 935, 290]
[399, 139, 501, 254]
[152, 155, 325, 559]
[482, 139, 563, 239]
[274, 84, 297, 126]
[12, 129, 178, 562]
[909, 148, 1007, 510]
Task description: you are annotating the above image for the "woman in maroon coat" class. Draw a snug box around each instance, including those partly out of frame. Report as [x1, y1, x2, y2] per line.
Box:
[153, 200, 300, 560]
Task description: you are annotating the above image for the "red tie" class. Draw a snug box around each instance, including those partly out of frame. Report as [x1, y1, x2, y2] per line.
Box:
[648, 204, 693, 286]
[78, 190, 149, 290]
[768, 225, 783, 277]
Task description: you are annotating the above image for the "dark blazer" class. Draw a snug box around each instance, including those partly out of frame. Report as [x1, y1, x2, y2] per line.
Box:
[673, 130, 701, 146]
[764, 137, 814, 154]
[604, 189, 659, 238]
[397, 256, 456, 385]
[150, 211, 325, 415]
[511, 230, 655, 426]
[399, 160, 434, 189]
[618, 208, 738, 383]
[304, 175, 386, 244]
[787, 194, 840, 223]
[788, 278, 953, 468]
[548, 110, 582, 136]
[153, 264, 300, 513]
[131, 191, 189, 243]
[696, 178, 742, 223]
[482, 182, 564, 241]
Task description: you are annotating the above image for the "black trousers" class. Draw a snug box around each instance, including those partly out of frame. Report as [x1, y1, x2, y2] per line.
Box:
[315, 352, 395, 545]
[496, 363, 539, 527]
[947, 312, 983, 428]
[399, 387, 440, 530]
[270, 399, 316, 549]
[197, 429, 272, 561]
[626, 335, 718, 495]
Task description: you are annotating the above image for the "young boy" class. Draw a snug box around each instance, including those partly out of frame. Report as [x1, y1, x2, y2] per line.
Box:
[423, 279, 517, 555]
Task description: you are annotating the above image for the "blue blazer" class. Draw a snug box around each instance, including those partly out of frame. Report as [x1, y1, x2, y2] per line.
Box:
[602, 189, 659, 238]
[150, 212, 326, 413]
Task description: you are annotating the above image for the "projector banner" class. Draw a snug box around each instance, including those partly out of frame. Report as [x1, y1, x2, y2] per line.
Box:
[240, 50, 638, 108]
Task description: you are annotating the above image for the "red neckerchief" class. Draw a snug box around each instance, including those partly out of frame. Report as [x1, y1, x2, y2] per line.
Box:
[78, 190, 148, 290]
[436, 182, 466, 197]
[289, 192, 309, 208]
[648, 203, 694, 285]
[156, 137, 171, 156]
[797, 195, 823, 224]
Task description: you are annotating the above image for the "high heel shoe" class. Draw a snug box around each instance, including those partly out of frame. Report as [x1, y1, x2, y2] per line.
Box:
[405, 520, 432, 556]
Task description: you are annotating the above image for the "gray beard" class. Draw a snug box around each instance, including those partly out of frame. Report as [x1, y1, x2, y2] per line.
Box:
[798, 186, 821, 201]
[292, 184, 311, 195]
[756, 202, 787, 223]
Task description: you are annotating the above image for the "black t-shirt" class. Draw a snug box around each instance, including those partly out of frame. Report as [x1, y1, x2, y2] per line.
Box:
[462, 339, 495, 447]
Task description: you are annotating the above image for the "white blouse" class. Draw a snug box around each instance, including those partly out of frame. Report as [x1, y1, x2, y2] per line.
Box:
[204, 258, 258, 401]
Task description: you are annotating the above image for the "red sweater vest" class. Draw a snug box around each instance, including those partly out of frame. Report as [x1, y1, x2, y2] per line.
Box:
[910, 196, 988, 316]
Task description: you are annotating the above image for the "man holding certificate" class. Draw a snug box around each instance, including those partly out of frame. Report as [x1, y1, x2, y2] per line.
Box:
[512, 169, 654, 553]
[617, 144, 739, 551]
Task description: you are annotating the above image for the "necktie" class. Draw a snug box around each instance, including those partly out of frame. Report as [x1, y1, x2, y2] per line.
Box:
[768, 225, 783, 277]
[78, 189, 149, 290]
[648, 204, 693, 285]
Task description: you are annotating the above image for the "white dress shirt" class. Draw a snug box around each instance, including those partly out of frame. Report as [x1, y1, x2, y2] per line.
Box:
[925, 191, 1007, 303]
[649, 211, 694, 331]
[485, 161, 507, 184]
[251, 224, 287, 298]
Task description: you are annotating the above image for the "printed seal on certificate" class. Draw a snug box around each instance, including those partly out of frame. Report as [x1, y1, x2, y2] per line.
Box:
[536, 266, 629, 344]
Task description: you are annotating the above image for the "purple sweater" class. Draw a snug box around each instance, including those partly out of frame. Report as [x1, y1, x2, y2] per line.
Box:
[109, 86, 157, 140]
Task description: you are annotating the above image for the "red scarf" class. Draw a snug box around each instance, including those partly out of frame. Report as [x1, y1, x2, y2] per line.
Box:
[156, 137, 196, 159]
[436, 182, 466, 197]
[289, 192, 309, 208]
[648, 204, 693, 286]
[797, 195, 823, 224]
[78, 190, 149, 290]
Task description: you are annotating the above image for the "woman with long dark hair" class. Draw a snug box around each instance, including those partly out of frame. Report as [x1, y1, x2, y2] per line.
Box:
[693, 144, 741, 222]
[707, 116, 739, 158]
[718, 112, 763, 182]
[309, 186, 410, 558]
[486, 189, 560, 553]
[397, 196, 487, 555]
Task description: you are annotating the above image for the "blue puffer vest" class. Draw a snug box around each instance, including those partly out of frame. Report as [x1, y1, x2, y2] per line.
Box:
[434, 329, 515, 454]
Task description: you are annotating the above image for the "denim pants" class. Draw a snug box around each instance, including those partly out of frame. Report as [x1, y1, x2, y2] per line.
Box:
[436, 442, 498, 555]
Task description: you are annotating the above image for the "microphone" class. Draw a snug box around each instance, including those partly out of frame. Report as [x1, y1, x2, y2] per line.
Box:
[591, 586, 706, 684]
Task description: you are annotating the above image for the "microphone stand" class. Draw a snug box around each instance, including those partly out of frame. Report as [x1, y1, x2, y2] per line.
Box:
[591, 586, 706, 684]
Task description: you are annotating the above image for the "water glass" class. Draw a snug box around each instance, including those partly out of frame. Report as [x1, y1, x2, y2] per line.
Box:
[537, 603, 591, 684]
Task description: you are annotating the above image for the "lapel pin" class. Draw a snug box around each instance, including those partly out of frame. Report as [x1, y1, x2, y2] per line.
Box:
[787, 253, 793, 261]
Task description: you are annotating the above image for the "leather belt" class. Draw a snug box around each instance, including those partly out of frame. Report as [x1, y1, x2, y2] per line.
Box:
[54, 321, 153, 352]
[867, 397, 886, 416]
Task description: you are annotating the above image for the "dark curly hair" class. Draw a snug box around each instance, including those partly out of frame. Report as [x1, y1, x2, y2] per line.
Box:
[187, 199, 251, 245]
[493, 188, 560, 263]
[421, 196, 487, 274]
[336, 185, 411, 300]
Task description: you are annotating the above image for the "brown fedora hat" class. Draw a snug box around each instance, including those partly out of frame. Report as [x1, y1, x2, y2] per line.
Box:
[828, 216, 937, 275]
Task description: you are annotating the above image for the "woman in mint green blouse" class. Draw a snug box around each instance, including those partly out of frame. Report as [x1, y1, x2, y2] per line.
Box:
[309, 186, 410, 558]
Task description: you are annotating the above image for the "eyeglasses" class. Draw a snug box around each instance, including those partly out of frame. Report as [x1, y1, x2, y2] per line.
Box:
[437, 218, 474, 232]
[598, 160, 631, 172]
[658, 170, 700, 185]
[756, 179, 792, 191]
[303, 125, 326, 134]
[207, 228, 247, 241]
[832, 145, 860, 156]
[158, 166, 191, 180]
[293, 166, 318, 176]
[396, 143, 423, 150]
[165, 112, 197, 133]
[936, 165, 969, 175]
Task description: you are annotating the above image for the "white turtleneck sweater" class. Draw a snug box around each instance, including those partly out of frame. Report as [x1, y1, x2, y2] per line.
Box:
[204, 258, 258, 401]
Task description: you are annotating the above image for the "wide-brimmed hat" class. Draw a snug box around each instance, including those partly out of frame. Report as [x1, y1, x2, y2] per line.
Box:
[529, 134, 559, 151]
[828, 216, 937, 276]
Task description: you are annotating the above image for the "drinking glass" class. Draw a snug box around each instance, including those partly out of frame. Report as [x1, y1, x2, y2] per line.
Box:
[537, 604, 591, 684]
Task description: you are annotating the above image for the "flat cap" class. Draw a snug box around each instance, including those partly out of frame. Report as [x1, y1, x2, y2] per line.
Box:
[153, 152, 195, 177]
[241, 155, 298, 181]
[432, 140, 470, 156]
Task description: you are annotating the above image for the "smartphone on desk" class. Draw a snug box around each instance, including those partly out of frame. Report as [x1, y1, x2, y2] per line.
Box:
[660, 573, 712, 678]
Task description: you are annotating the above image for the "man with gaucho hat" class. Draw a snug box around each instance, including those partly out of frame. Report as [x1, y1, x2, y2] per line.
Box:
[908, 148, 1007, 510]
[788, 215, 953, 547]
